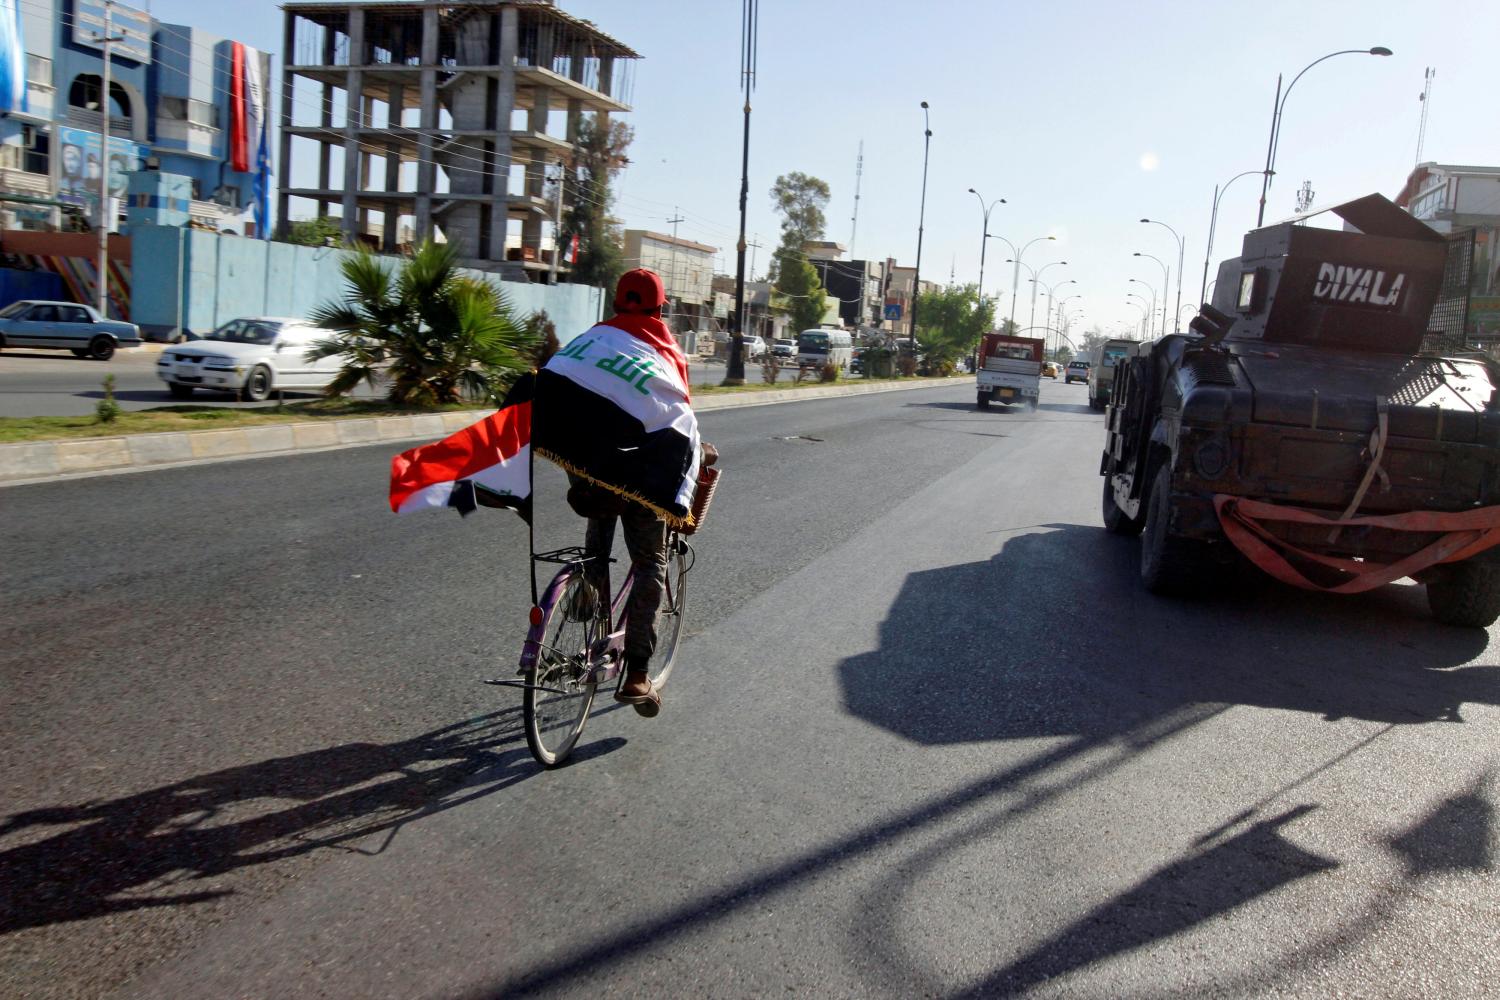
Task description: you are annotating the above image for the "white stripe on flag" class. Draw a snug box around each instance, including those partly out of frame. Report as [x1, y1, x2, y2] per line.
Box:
[395, 443, 531, 514]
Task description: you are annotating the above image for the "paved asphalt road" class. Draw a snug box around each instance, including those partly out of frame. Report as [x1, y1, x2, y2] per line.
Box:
[2, 381, 1497, 998]
[0, 348, 771, 417]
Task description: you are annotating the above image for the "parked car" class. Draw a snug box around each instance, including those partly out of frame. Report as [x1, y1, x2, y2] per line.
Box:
[772, 338, 797, 359]
[1064, 360, 1090, 384]
[739, 335, 767, 360]
[850, 347, 864, 374]
[1042, 361, 1060, 379]
[156, 317, 342, 401]
[0, 300, 142, 360]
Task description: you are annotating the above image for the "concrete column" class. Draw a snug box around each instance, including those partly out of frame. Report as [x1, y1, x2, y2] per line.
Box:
[414, 6, 438, 243]
[340, 7, 365, 244]
[384, 83, 404, 250]
[491, 7, 518, 263]
[275, 12, 296, 237]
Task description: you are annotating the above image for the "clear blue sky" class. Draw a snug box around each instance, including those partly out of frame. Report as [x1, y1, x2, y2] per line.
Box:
[147, 0, 1500, 337]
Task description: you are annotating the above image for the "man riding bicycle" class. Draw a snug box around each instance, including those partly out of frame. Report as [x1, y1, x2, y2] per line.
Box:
[559, 268, 716, 718]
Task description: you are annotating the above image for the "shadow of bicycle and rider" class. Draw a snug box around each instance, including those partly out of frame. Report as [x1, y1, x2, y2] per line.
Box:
[0, 708, 623, 935]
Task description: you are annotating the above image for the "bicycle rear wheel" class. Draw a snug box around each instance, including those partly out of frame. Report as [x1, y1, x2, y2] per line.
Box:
[649, 535, 692, 691]
[524, 571, 600, 767]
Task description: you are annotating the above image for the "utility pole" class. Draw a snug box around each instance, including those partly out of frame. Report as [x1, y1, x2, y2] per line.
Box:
[849, 140, 863, 257]
[910, 101, 931, 348]
[1415, 67, 1434, 166]
[724, 0, 757, 386]
[95, 0, 124, 316]
[666, 208, 683, 330]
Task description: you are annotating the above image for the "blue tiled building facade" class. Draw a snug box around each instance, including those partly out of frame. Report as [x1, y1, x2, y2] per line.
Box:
[0, 0, 267, 235]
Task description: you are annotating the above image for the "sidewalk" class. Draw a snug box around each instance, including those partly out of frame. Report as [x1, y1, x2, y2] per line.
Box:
[0, 375, 972, 487]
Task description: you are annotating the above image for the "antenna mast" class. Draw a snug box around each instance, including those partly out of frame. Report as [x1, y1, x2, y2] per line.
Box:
[849, 140, 863, 257]
[1415, 67, 1435, 166]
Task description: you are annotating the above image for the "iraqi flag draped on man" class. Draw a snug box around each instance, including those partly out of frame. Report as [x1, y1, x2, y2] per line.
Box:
[389, 270, 702, 529]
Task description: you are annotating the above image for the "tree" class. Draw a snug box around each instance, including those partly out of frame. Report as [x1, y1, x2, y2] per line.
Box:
[768, 172, 830, 282]
[308, 241, 539, 406]
[1080, 325, 1110, 356]
[913, 283, 994, 366]
[559, 114, 633, 291]
[282, 216, 345, 247]
[772, 253, 828, 335]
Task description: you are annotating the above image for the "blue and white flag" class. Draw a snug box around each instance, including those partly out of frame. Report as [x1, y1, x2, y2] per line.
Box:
[0, 0, 27, 115]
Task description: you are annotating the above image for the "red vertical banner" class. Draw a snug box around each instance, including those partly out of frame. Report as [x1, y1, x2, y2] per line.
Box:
[229, 42, 248, 172]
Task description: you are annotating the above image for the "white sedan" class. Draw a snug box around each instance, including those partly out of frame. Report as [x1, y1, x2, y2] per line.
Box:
[156, 317, 343, 401]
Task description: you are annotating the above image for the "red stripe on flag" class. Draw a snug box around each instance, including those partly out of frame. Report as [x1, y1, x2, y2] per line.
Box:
[229, 43, 248, 173]
[389, 402, 531, 512]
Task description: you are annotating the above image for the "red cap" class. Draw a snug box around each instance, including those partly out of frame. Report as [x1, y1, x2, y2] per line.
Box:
[613, 268, 666, 314]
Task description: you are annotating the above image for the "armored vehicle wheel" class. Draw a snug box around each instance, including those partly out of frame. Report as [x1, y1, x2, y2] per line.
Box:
[1426, 561, 1500, 628]
[1102, 477, 1145, 537]
[1140, 464, 1211, 596]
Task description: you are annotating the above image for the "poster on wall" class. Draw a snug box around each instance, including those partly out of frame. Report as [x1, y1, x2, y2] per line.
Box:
[56, 127, 148, 230]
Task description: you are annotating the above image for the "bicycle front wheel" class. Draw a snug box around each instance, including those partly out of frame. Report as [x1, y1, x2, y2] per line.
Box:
[650, 536, 692, 691]
[524, 571, 600, 767]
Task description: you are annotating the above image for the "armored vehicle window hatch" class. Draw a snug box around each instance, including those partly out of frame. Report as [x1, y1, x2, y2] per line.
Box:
[1211, 193, 1447, 356]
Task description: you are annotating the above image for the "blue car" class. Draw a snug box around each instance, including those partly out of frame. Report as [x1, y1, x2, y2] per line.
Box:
[0, 300, 142, 360]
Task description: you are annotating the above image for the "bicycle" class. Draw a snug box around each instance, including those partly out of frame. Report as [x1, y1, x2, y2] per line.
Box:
[506, 533, 694, 767]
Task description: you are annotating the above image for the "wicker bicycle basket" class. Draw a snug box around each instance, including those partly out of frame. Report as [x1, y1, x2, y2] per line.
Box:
[682, 465, 721, 536]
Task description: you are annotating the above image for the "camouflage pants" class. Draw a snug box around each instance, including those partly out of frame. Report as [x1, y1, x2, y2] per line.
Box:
[583, 507, 667, 664]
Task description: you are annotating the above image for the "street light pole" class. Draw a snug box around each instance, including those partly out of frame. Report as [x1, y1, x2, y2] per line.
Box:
[1201, 170, 1260, 304]
[997, 234, 1055, 332]
[1128, 283, 1155, 337]
[724, 0, 758, 386]
[1028, 260, 1067, 335]
[967, 188, 1004, 367]
[1132, 252, 1168, 337]
[1255, 46, 1393, 227]
[94, 1, 124, 316]
[909, 101, 931, 349]
[1140, 218, 1184, 330]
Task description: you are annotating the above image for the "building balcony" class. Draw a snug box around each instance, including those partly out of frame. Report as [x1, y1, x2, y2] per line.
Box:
[514, 64, 630, 113]
[154, 117, 221, 160]
[0, 166, 53, 197]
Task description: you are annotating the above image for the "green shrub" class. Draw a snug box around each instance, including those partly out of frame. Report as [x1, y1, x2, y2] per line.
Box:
[95, 374, 121, 424]
[819, 360, 839, 383]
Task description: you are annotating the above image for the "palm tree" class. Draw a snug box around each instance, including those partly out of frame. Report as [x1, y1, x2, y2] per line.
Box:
[308, 241, 539, 406]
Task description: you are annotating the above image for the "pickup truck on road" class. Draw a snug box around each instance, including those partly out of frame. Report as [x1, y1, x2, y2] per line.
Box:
[977, 333, 1044, 410]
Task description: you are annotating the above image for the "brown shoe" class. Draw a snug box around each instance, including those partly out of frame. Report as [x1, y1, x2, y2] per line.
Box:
[614, 669, 661, 717]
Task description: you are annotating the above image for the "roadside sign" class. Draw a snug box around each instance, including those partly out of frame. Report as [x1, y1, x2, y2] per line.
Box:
[883, 303, 902, 320]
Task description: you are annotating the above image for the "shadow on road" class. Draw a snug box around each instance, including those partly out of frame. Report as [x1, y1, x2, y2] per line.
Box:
[0, 709, 623, 934]
[470, 523, 1497, 998]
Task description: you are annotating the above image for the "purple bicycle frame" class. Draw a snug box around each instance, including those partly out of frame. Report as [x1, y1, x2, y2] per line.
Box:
[518, 563, 636, 687]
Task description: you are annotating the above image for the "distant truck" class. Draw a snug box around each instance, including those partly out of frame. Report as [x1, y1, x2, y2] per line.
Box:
[1100, 193, 1500, 626]
[977, 333, 1044, 410]
[1087, 338, 1136, 411]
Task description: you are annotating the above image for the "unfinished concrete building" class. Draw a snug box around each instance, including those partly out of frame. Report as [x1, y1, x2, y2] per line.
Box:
[277, 0, 637, 280]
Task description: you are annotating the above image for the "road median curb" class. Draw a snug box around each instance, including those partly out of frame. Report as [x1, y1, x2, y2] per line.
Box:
[0, 375, 971, 487]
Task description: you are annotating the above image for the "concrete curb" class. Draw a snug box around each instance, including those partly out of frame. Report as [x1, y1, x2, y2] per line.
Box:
[0, 376, 972, 487]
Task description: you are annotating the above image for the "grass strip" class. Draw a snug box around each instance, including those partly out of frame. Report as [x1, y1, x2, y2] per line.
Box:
[0, 398, 475, 444]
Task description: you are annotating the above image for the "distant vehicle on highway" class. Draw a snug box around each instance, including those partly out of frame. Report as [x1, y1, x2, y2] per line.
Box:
[772, 338, 797, 359]
[1064, 360, 1090, 384]
[797, 328, 853, 369]
[0, 300, 142, 360]
[1042, 361, 1060, 379]
[157, 317, 341, 401]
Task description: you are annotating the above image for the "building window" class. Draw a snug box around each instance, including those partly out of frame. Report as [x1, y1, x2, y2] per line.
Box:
[25, 54, 51, 88]
[160, 96, 219, 129]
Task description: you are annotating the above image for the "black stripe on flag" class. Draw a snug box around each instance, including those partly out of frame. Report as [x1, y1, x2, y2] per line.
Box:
[533, 368, 696, 525]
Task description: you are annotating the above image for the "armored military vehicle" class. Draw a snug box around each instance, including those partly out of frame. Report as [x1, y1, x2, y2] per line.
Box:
[1100, 194, 1500, 626]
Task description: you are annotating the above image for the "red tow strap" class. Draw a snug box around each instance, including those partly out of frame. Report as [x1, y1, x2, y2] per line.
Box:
[1213, 495, 1500, 594]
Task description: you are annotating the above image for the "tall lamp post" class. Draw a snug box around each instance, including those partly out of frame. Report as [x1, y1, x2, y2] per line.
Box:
[909, 101, 932, 348]
[1140, 218, 1184, 330]
[1256, 46, 1393, 227]
[724, 0, 759, 386]
[1025, 259, 1067, 334]
[995, 234, 1056, 331]
[1201, 169, 1260, 304]
[1125, 296, 1150, 339]
[1056, 292, 1082, 349]
[1032, 277, 1076, 355]
[1128, 283, 1156, 337]
[967, 188, 1005, 364]
[1132, 252, 1168, 337]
